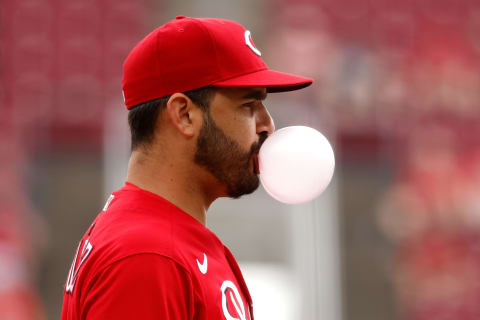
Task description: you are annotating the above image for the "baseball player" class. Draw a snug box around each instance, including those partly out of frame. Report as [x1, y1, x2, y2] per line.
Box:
[61, 16, 312, 320]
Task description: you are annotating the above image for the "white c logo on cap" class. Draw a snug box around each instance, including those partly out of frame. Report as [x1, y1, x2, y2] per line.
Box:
[244, 30, 261, 57]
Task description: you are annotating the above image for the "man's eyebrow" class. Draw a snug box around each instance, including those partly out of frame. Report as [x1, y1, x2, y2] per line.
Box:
[240, 89, 267, 101]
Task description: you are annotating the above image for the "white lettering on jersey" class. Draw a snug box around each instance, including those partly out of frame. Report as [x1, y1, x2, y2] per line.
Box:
[65, 239, 93, 294]
[221, 280, 247, 320]
[102, 194, 115, 211]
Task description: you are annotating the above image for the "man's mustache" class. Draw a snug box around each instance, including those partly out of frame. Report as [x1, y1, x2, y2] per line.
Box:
[250, 131, 268, 155]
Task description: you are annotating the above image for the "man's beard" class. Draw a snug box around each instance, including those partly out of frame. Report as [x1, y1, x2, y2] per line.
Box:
[194, 110, 267, 198]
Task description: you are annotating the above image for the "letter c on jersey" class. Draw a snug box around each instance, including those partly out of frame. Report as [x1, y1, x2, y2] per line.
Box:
[65, 239, 93, 294]
[221, 280, 247, 320]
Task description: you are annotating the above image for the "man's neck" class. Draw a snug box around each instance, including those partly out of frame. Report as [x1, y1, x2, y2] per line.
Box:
[126, 151, 216, 226]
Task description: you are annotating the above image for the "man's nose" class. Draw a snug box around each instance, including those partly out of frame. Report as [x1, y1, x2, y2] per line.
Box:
[256, 104, 275, 136]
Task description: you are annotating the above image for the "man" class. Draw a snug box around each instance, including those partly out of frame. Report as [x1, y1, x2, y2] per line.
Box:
[61, 16, 312, 320]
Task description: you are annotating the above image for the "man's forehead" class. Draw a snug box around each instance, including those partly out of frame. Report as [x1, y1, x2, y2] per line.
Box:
[216, 86, 267, 100]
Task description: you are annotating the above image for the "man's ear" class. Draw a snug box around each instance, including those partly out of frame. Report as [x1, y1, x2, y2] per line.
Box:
[165, 93, 203, 138]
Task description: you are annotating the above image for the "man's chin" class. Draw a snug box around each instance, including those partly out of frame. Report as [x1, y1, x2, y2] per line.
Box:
[226, 177, 260, 199]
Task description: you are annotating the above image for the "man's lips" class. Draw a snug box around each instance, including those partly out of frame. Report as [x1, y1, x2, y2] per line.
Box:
[253, 152, 259, 175]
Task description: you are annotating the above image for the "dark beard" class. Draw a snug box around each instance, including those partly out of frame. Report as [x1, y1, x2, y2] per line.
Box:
[194, 110, 267, 198]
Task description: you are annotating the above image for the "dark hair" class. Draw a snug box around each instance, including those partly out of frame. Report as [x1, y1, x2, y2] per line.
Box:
[128, 86, 215, 151]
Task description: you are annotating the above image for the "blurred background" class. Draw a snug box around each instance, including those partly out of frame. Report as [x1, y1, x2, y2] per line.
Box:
[2, 0, 480, 319]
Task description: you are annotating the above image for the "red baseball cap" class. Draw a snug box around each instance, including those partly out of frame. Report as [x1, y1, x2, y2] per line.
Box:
[122, 15, 313, 109]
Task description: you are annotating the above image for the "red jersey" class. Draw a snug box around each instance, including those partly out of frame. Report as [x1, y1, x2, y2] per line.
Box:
[61, 182, 254, 320]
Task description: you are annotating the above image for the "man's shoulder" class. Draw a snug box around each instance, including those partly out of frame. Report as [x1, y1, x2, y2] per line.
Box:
[81, 185, 214, 279]
[89, 202, 180, 266]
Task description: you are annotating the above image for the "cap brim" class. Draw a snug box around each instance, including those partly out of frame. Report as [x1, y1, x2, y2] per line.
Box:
[213, 69, 313, 93]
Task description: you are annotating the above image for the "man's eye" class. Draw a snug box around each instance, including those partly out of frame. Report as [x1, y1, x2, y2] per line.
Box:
[243, 101, 255, 107]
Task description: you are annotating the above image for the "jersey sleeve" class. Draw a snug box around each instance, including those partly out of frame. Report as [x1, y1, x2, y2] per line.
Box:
[80, 253, 195, 320]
